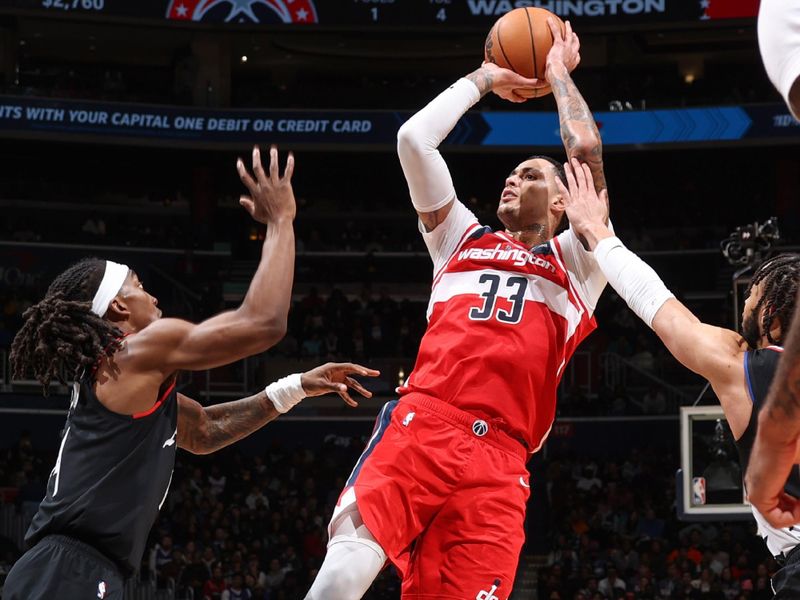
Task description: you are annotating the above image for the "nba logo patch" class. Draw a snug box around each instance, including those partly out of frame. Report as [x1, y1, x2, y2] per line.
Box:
[692, 477, 706, 505]
[97, 580, 107, 598]
[402, 411, 415, 427]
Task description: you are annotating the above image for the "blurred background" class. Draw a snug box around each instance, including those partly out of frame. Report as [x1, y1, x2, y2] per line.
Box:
[0, 0, 798, 598]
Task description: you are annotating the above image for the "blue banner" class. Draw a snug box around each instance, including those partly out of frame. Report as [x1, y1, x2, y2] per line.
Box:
[0, 95, 798, 149]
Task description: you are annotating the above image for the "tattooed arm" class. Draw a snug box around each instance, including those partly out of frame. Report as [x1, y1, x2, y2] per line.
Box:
[177, 362, 379, 455]
[177, 391, 279, 455]
[746, 295, 800, 528]
[545, 19, 606, 194]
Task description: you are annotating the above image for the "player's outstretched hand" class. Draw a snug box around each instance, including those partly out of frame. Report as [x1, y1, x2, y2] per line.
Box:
[237, 145, 296, 225]
[301, 362, 381, 408]
[473, 62, 544, 103]
[545, 18, 580, 80]
[556, 158, 608, 235]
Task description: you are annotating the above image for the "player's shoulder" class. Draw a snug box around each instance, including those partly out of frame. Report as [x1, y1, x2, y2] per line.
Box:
[120, 317, 194, 368]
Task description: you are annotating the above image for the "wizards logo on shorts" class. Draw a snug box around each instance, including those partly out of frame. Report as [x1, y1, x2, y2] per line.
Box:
[165, 0, 318, 24]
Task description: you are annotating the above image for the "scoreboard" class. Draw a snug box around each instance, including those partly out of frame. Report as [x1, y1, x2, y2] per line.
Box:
[0, 0, 759, 28]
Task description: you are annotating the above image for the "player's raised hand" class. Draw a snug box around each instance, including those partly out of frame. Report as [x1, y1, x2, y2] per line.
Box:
[545, 18, 580, 78]
[557, 158, 608, 233]
[237, 145, 296, 225]
[300, 362, 381, 408]
[470, 62, 544, 103]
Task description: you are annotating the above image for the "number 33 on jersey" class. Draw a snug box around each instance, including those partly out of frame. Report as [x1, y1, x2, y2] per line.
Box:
[398, 200, 608, 454]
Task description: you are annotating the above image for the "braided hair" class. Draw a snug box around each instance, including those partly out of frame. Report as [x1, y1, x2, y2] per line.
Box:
[749, 253, 800, 345]
[10, 258, 123, 392]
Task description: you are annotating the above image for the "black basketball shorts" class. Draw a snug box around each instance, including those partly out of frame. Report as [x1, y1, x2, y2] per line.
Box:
[3, 534, 123, 599]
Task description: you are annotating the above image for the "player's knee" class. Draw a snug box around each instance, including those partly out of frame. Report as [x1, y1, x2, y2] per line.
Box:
[304, 539, 384, 600]
[306, 568, 368, 600]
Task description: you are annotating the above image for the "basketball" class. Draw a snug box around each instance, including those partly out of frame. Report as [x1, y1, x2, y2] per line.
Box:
[484, 7, 566, 98]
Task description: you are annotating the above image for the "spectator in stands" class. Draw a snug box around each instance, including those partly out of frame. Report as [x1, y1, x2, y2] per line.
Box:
[221, 572, 251, 600]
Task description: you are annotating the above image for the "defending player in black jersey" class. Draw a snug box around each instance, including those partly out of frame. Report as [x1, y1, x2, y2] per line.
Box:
[557, 158, 800, 597]
[3, 146, 378, 600]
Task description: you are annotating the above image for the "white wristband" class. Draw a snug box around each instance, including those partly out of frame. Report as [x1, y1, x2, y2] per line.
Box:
[594, 236, 675, 329]
[265, 373, 305, 414]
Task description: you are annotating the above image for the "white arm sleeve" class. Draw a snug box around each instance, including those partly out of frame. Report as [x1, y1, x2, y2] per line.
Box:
[397, 78, 481, 214]
[554, 225, 613, 315]
[758, 0, 800, 119]
[593, 236, 675, 328]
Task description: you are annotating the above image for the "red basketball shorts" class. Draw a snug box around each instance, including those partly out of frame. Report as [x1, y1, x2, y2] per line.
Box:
[331, 394, 531, 600]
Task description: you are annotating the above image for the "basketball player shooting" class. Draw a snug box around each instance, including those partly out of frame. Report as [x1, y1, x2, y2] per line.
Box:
[306, 19, 609, 600]
[557, 157, 800, 597]
[3, 146, 378, 600]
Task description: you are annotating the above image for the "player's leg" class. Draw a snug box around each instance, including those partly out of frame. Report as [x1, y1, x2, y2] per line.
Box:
[401, 439, 530, 600]
[4, 535, 123, 599]
[305, 398, 472, 599]
[758, 0, 800, 118]
[305, 501, 387, 600]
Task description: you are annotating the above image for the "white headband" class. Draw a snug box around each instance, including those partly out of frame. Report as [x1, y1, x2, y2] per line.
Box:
[90, 260, 130, 317]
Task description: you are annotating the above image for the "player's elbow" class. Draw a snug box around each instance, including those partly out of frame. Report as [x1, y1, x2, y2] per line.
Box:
[236, 307, 288, 352]
[248, 318, 287, 353]
[397, 121, 425, 160]
[262, 318, 288, 346]
[567, 139, 602, 165]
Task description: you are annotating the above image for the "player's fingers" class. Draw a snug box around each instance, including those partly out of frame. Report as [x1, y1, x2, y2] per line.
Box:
[580, 162, 593, 191]
[237, 158, 258, 192]
[345, 376, 373, 398]
[571, 158, 587, 189]
[283, 151, 295, 181]
[268, 145, 279, 182]
[239, 196, 255, 215]
[515, 76, 540, 88]
[547, 17, 562, 40]
[338, 389, 358, 408]
[333, 362, 380, 377]
[767, 508, 799, 529]
[599, 189, 609, 206]
[252, 146, 267, 183]
[565, 20, 573, 40]
[563, 161, 578, 193]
